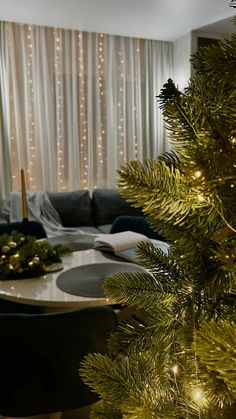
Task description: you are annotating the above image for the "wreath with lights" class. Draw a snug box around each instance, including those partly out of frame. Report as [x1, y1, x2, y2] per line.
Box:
[0, 231, 70, 280]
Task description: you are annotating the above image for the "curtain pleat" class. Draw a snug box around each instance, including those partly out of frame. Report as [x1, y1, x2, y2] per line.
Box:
[0, 22, 12, 202]
[0, 21, 173, 196]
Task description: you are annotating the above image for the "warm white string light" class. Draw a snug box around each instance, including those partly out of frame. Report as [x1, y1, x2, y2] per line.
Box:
[54, 28, 66, 190]
[171, 363, 180, 395]
[5, 22, 169, 192]
[97, 32, 106, 185]
[192, 295, 204, 419]
[117, 44, 126, 166]
[78, 31, 88, 189]
[197, 194, 205, 202]
[134, 41, 141, 160]
[172, 364, 178, 375]
[6, 22, 19, 189]
[194, 170, 202, 179]
[26, 25, 36, 189]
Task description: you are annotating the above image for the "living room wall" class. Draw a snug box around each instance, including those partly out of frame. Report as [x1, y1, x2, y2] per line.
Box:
[173, 20, 234, 91]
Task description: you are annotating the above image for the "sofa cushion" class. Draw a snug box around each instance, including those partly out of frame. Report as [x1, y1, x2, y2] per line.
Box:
[48, 190, 94, 227]
[92, 189, 143, 226]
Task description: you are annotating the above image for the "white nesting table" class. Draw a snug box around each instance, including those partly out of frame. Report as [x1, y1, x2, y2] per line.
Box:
[0, 249, 119, 309]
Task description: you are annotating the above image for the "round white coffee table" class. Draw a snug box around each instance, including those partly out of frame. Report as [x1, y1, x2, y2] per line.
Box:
[0, 249, 119, 309]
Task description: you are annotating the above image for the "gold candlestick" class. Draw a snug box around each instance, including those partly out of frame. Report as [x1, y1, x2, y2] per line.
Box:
[20, 169, 28, 222]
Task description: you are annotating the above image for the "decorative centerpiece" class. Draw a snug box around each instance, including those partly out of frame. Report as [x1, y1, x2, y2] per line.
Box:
[0, 231, 69, 280]
[0, 170, 70, 280]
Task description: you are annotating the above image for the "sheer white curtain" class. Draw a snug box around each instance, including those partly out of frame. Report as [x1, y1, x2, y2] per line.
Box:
[0, 21, 173, 196]
[0, 23, 12, 202]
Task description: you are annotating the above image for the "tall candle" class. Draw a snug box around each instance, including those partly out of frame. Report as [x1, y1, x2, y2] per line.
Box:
[21, 169, 28, 221]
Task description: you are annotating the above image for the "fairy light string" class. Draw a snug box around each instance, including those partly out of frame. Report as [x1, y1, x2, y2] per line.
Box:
[54, 28, 66, 191]
[26, 24, 37, 190]
[77, 31, 88, 189]
[6, 22, 148, 191]
[97, 32, 105, 187]
[192, 292, 204, 419]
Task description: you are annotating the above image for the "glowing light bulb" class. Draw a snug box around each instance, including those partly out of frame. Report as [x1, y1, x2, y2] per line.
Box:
[172, 365, 178, 375]
[194, 170, 202, 178]
[197, 194, 205, 202]
[193, 388, 204, 400]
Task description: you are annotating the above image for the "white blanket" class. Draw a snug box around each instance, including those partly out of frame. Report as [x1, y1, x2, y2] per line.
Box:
[1, 191, 94, 238]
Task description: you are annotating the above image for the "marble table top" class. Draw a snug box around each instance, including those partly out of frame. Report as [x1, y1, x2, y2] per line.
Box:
[0, 249, 123, 309]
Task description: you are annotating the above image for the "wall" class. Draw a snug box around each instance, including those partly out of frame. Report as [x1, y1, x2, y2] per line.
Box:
[172, 28, 232, 91]
[173, 32, 192, 91]
[191, 30, 231, 77]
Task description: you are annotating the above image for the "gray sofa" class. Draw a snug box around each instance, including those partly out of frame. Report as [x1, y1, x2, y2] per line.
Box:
[0, 189, 142, 231]
[0, 188, 162, 251]
[46, 188, 143, 249]
[47, 188, 143, 235]
[0, 189, 144, 249]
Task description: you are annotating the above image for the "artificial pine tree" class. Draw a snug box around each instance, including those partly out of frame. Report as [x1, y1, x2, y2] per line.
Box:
[81, 22, 236, 418]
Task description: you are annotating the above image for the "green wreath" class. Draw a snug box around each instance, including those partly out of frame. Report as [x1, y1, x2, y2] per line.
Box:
[0, 231, 70, 280]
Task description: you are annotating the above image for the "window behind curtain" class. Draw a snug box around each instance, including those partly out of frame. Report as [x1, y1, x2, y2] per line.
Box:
[0, 21, 173, 193]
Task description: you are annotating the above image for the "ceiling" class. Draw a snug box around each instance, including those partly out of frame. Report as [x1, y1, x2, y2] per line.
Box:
[0, 0, 235, 41]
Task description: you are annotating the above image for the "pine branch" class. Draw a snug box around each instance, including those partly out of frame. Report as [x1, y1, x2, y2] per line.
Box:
[102, 271, 173, 309]
[158, 150, 182, 170]
[118, 159, 193, 226]
[158, 78, 181, 109]
[118, 158, 232, 233]
[108, 307, 177, 355]
[81, 352, 178, 418]
[192, 35, 236, 86]
[82, 25, 236, 418]
[196, 320, 236, 396]
[135, 242, 183, 288]
[80, 353, 130, 405]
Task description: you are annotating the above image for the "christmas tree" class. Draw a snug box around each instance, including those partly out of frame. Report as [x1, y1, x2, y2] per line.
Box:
[81, 22, 236, 418]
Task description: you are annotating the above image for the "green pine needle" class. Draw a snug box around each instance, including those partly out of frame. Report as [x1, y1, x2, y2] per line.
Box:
[196, 320, 236, 396]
